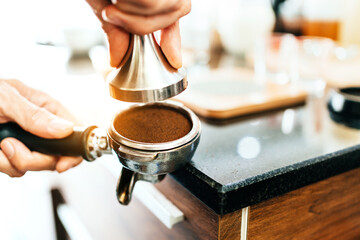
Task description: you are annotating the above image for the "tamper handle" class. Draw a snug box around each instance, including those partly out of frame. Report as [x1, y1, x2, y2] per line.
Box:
[0, 122, 97, 161]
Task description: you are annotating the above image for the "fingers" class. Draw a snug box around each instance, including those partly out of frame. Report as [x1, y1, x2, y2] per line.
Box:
[102, 24, 130, 68]
[102, 4, 190, 35]
[160, 21, 182, 69]
[0, 81, 73, 139]
[85, 0, 111, 22]
[1, 138, 82, 175]
[0, 150, 25, 178]
[0, 79, 82, 177]
[3, 79, 77, 122]
[113, 0, 180, 15]
[85, 0, 130, 67]
[1, 138, 57, 172]
[102, 3, 188, 68]
[102, 5, 186, 68]
[87, 0, 189, 68]
[55, 156, 83, 173]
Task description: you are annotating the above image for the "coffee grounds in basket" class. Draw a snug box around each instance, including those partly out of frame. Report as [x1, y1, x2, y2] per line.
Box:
[114, 105, 192, 143]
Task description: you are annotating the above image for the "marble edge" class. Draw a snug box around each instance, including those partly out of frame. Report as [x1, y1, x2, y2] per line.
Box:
[220, 143, 360, 192]
[221, 144, 360, 214]
[170, 144, 360, 215]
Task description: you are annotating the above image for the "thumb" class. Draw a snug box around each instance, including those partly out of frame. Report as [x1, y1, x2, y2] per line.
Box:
[160, 21, 182, 69]
[3, 83, 73, 139]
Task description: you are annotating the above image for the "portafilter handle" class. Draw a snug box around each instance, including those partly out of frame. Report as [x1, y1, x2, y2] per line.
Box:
[0, 122, 111, 161]
[0, 122, 167, 206]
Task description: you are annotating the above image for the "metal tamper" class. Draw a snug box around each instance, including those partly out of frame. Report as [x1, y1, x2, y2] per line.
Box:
[106, 34, 187, 102]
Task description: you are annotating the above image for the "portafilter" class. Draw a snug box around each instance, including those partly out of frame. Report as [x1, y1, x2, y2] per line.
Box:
[0, 101, 201, 205]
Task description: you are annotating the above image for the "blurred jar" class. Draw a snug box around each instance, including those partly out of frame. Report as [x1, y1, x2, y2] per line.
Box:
[338, 0, 360, 46]
[264, 33, 299, 84]
[297, 36, 334, 96]
[324, 44, 360, 88]
[298, 37, 334, 78]
[216, 0, 275, 57]
[302, 0, 342, 40]
[180, 0, 214, 68]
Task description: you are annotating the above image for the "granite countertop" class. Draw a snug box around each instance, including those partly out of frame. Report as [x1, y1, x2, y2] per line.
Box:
[170, 96, 360, 215]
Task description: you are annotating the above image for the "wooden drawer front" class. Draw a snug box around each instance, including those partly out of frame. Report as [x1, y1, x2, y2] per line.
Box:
[248, 167, 360, 240]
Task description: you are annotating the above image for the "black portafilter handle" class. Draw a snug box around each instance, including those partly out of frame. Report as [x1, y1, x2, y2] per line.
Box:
[0, 122, 109, 161]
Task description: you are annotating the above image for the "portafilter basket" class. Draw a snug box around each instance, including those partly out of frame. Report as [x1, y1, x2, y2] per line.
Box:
[0, 101, 201, 205]
[108, 101, 201, 204]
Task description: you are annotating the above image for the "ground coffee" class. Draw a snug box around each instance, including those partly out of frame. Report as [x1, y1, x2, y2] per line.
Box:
[114, 105, 192, 143]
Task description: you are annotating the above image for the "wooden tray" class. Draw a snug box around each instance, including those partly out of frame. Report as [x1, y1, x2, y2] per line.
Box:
[174, 69, 307, 119]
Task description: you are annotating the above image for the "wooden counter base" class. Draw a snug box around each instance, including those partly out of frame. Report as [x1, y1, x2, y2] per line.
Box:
[248, 167, 360, 240]
[155, 176, 241, 240]
[156, 167, 360, 240]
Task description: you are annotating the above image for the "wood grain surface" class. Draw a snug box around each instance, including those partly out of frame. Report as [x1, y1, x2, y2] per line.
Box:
[247, 167, 360, 240]
[218, 210, 242, 240]
[156, 176, 219, 240]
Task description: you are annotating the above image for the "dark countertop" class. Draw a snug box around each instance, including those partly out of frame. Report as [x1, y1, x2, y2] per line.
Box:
[170, 96, 360, 215]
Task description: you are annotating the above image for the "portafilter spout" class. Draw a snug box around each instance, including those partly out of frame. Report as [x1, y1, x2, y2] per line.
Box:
[106, 34, 187, 102]
[116, 168, 166, 205]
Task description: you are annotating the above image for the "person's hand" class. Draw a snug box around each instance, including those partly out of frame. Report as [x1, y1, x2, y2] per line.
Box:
[86, 0, 191, 69]
[0, 79, 82, 177]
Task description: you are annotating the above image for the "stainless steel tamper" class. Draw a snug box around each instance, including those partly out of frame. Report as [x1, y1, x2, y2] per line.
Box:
[106, 34, 187, 102]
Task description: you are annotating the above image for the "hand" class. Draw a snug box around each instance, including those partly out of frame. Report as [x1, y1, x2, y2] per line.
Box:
[86, 0, 191, 69]
[0, 79, 82, 177]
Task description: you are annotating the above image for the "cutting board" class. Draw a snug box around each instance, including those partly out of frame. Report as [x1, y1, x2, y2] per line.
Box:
[174, 68, 307, 119]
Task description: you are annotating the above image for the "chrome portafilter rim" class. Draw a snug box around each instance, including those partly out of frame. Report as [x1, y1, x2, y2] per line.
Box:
[107, 101, 201, 151]
[113, 135, 200, 175]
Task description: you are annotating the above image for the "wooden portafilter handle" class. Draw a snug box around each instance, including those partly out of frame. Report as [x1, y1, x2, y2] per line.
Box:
[0, 122, 110, 161]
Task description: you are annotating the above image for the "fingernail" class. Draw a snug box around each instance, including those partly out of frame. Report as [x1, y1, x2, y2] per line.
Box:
[102, 8, 124, 27]
[48, 118, 73, 135]
[2, 141, 15, 159]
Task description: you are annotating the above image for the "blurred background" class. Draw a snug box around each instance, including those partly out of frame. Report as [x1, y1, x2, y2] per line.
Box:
[0, 0, 359, 239]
